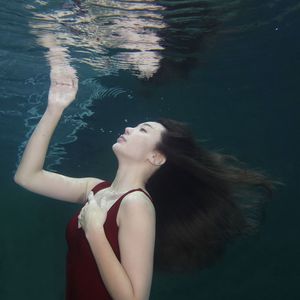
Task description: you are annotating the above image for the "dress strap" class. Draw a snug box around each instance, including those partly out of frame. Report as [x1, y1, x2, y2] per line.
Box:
[91, 180, 111, 194]
[81, 180, 111, 204]
[120, 188, 153, 203]
[137, 188, 153, 202]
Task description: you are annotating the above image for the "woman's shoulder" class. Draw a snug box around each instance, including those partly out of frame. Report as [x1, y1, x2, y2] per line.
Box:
[120, 190, 155, 214]
[117, 190, 156, 228]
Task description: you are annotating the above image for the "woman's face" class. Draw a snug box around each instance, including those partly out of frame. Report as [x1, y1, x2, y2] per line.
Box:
[112, 121, 166, 164]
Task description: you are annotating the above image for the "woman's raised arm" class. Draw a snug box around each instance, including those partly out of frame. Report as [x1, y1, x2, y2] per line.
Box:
[14, 34, 104, 204]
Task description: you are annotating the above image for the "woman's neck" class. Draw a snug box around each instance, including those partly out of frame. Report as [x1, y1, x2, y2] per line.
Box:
[109, 162, 151, 193]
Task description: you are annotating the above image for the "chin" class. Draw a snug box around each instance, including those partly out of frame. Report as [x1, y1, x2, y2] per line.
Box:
[112, 143, 122, 155]
[112, 143, 118, 152]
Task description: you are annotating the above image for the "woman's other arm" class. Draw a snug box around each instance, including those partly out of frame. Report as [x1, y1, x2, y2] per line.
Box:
[85, 192, 156, 300]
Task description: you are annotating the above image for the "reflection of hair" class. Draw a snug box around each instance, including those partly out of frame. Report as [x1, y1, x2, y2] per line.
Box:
[146, 118, 284, 273]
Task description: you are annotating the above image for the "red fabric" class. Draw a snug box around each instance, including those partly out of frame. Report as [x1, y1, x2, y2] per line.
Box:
[65, 180, 153, 300]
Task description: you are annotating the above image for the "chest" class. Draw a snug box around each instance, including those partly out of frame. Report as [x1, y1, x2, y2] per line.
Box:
[66, 189, 123, 261]
[93, 190, 125, 227]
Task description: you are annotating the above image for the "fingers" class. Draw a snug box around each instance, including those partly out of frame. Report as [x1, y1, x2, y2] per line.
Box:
[78, 205, 87, 228]
[50, 65, 78, 87]
[53, 80, 73, 86]
[78, 192, 109, 229]
[52, 73, 78, 87]
[87, 191, 96, 203]
[72, 76, 78, 88]
[87, 191, 109, 209]
[100, 198, 106, 209]
[78, 209, 83, 228]
[78, 213, 82, 228]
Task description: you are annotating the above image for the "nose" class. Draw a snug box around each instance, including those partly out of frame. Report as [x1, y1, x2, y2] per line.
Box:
[124, 127, 132, 135]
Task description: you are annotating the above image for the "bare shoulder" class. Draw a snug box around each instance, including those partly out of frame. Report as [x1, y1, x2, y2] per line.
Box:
[118, 190, 155, 226]
[122, 190, 154, 210]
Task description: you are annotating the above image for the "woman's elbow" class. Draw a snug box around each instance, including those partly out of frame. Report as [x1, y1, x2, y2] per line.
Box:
[14, 171, 32, 188]
[14, 172, 24, 185]
[14, 176, 28, 190]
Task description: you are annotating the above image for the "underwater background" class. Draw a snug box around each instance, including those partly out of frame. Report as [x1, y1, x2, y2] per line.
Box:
[0, 0, 299, 299]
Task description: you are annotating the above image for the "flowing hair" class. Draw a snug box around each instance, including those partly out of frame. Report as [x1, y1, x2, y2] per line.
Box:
[145, 118, 284, 273]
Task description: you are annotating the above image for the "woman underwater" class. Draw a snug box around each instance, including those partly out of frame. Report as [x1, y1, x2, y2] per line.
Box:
[14, 36, 283, 300]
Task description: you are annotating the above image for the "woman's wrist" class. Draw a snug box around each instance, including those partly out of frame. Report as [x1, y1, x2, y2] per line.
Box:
[85, 226, 105, 241]
[45, 105, 65, 117]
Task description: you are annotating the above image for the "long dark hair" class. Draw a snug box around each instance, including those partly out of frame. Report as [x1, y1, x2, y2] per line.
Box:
[145, 118, 284, 273]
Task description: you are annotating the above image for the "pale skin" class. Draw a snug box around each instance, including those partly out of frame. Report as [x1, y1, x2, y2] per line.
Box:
[14, 33, 166, 300]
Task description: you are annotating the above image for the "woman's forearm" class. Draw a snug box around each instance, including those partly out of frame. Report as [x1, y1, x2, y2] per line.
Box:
[15, 33, 75, 185]
[86, 229, 137, 300]
[14, 106, 64, 184]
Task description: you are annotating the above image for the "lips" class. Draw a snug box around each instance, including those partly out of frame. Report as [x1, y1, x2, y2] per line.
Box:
[118, 135, 126, 142]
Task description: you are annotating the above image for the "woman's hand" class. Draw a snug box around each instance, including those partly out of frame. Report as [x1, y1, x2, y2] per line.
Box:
[78, 191, 109, 234]
[47, 64, 78, 110]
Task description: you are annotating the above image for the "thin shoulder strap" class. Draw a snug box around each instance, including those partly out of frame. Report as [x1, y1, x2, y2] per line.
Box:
[121, 188, 153, 203]
[137, 188, 153, 202]
[91, 180, 111, 193]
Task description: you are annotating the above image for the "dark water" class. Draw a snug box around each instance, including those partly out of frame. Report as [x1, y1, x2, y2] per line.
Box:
[1, 0, 299, 299]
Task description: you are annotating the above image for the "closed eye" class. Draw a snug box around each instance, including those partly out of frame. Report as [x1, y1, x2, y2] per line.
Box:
[140, 128, 147, 132]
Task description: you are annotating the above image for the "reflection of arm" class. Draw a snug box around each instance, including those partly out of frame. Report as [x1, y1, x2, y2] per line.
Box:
[37, 33, 71, 72]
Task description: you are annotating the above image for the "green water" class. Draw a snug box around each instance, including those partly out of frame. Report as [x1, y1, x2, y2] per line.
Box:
[0, 0, 299, 299]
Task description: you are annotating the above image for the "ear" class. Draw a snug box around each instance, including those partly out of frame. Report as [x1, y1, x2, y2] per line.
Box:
[148, 151, 166, 166]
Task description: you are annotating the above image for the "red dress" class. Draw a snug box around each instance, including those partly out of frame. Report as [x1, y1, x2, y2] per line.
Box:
[65, 180, 153, 300]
